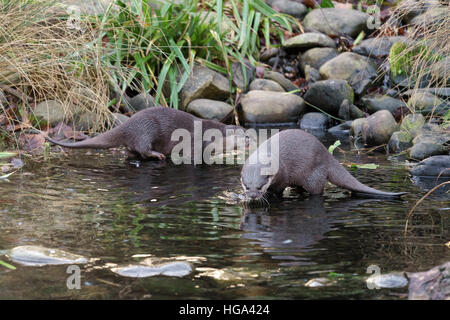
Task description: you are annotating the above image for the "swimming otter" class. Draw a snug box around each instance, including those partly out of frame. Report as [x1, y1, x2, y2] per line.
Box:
[241, 129, 406, 202]
[46, 106, 243, 161]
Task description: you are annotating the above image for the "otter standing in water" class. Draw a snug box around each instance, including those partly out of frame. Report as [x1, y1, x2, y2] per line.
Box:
[241, 129, 406, 202]
[46, 106, 243, 161]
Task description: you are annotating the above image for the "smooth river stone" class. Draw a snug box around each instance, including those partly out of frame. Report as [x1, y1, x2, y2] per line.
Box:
[111, 261, 193, 278]
[6, 245, 88, 266]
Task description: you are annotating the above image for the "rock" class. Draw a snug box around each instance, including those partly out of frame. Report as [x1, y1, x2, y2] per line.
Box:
[408, 262, 450, 300]
[263, 70, 299, 92]
[328, 121, 353, 136]
[364, 110, 399, 146]
[401, 87, 450, 99]
[111, 261, 193, 278]
[186, 99, 233, 121]
[430, 57, 450, 86]
[360, 94, 407, 114]
[319, 52, 378, 86]
[75, 111, 101, 131]
[397, 0, 441, 23]
[410, 155, 450, 177]
[300, 47, 339, 72]
[260, 47, 281, 62]
[180, 65, 230, 110]
[111, 113, 130, 127]
[272, 0, 308, 19]
[366, 272, 408, 289]
[400, 113, 425, 138]
[352, 36, 408, 57]
[304, 79, 354, 115]
[283, 32, 336, 50]
[388, 131, 413, 153]
[409, 142, 448, 160]
[413, 131, 449, 146]
[240, 90, 305, 123]
[408, 92, 447, 116]
[305, 277, 336, 287]
[249, 79, 285, 92]
[410, 6, 448, 27]
[338, 99, 364, 120]
[302, 8, 369, 37]
[299, 112, 329, 130]
[34, 100, 69, 126]
[304, 65, 321, 83]
[232, 59, 255, 91]
[6, 245, 88, 266]
[125, 93, 156, 111]
[347, 70, 375, 96]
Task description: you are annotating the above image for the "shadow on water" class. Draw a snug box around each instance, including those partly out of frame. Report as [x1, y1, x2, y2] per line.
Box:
[0, 132, 448, 299]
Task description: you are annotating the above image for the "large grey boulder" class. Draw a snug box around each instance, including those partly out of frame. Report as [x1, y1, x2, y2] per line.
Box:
[303, 8, 369, 37]
[186, 99, 233, 121]
[319, 52, 378, 84]
[180, 65, 230, 110]
[240, 90, 305, 123]
[304, 79, 354, 115]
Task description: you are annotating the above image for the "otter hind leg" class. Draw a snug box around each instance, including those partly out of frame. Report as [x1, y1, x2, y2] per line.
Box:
[300, 168, 327, 195]
[136, 143, 166, 161]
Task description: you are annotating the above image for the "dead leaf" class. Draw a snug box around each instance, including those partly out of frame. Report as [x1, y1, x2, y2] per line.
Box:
[333, 2, 353, 9]
[19, 134, 46, 152]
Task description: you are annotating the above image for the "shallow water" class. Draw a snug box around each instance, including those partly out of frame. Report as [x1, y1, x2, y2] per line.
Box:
[0, 131, 448, 299]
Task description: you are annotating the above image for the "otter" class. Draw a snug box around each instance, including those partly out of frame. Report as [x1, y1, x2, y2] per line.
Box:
[241, 129, 406, 202]
[46, 106, 243, 161]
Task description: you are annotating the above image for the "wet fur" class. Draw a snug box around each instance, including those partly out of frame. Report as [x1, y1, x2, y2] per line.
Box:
[46, 106, 242, 161]
[241, 129, 406, 202]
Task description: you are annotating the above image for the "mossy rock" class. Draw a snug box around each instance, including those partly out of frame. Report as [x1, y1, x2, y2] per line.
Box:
[389, 41, 445, 87]
[400, 113, 425, 138]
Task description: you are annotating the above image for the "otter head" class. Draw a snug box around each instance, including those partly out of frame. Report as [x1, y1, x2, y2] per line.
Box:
[240, 163, 274, 203]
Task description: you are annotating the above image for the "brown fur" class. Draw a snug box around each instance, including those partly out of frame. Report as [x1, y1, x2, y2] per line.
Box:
[46, 106, 242, 161]
[241, 129, 406, 201]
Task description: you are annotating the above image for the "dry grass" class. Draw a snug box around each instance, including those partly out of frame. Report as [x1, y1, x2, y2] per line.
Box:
[380, 0, 449, 115]
[0, 0, 112, 137]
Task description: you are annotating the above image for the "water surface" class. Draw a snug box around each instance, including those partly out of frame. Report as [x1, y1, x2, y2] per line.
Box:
[0, 132, 448, 299]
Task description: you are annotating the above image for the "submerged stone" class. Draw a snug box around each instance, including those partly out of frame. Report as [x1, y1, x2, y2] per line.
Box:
[6, 245, 88, 266]
[111, 261, 192, 278]
[366, 272, 408, 289]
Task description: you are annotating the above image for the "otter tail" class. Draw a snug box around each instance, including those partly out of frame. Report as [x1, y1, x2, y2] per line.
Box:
[46, 126, 124, 149]
[327, 157, 406, 198]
